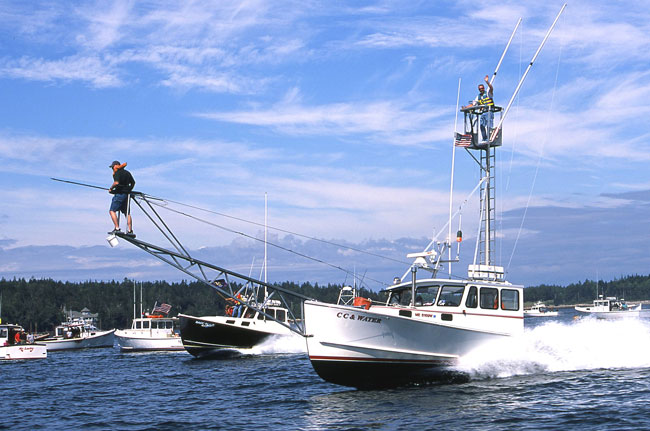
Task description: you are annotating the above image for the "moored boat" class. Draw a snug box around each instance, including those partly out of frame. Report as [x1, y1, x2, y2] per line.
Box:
[524, 301, 559, 317]
[115, 312, 184, 352]
[0, 324, 47, 360]
[42, 308, 114, 351]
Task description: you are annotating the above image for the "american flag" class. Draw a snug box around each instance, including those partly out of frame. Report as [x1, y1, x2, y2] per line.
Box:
[454, 132, 472, 147]
[153, 303, 172, 315]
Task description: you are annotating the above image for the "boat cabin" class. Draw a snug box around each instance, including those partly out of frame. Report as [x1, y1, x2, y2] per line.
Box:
[131, 316, 178, 331]
[54, 322, 97, 338]
[1, 324, 26, 346]
[590, 297, 630, 312]
[383, 279, 521, 312]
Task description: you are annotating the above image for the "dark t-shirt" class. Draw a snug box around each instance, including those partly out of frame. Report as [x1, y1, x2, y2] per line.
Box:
[112, 168, 135, 194]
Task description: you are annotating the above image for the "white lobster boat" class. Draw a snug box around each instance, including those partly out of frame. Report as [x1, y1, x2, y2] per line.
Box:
[42, 309, 115, 351]
[524, 301, 559, 317]
[303, 10, 567, 387]
[0, 324, 47, 360]
[304, 115, 527, 387]
[115, 314, 183, 352]
[575, 296, 642, 319]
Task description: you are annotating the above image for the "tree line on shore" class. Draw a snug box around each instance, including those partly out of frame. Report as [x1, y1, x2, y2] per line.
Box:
[1, 274, 649, 332]
[0, 278, 381, 332]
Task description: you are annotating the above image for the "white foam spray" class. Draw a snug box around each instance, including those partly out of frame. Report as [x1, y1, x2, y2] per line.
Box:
[237, 334, 307, 355]
[456, 317, 650, 379]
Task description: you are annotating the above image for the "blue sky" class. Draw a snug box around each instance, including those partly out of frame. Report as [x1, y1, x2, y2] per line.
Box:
[1, 1, 649, 290]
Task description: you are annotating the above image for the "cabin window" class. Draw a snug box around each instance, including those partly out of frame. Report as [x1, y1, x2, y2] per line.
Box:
[0, 329, 6, 338]
[257, 312, 264, 320]
[389, 290, 412, 306]
[437, 285, 465, 307]
[466, 286, 478, 308]
[480, 288, 498, 310]
[143, 321, 150, 329]
[276, 309, 286, 322]
[501, 289, 519, 311]
[135, 321, 141, 329]
[166, 321, 173, 329]
[415, 286, 439, 306]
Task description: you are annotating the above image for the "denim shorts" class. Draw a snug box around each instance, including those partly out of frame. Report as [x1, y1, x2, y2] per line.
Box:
[110, 193, 129, 214]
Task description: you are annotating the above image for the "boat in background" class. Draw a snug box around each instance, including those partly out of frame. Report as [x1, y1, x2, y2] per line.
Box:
[115, 297, 184, 351]
[0, 324, 47, 360]
[180, 298, 300, 358]
[524, 301, 558, 317]
[115, 314, 183, 352]
[179, 195, 302, 358]
[42, 308, 115, 351]
[575, 296, 642, 319]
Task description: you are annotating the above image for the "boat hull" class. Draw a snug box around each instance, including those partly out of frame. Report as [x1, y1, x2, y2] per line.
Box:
[524, 311, 559, 317]
[304, 299, 522, 388]
[114, 331, 184, 352]
[43, 329, 115, 351]
[179, 314, 295, 358]
[0, 343, 47, 360]
[574, 308, 641, 319]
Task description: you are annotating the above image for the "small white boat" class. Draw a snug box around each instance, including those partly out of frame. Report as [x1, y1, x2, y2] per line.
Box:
[524, 301, 558, 317]
[115, 314, 184, 352]
[0, 324, 47, 360]
[575, 296, 642, 319]
[42, 309, 115, 351]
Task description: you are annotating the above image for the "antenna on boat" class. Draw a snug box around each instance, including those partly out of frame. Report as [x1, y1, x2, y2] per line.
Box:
[264, 192, 268, 299]
[489, 4, 567, 142]
[133, 280, 136, 321]
[448, 77, 462, 277]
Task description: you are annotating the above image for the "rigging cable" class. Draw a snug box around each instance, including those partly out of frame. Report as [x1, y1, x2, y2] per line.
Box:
[148, 196, 409, 266]
[50, 177, 409, 266]
[144, 197, 390, 287]
[507, 13, 566, 271]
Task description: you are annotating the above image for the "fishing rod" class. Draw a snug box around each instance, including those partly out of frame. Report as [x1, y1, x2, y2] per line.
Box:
[489, 3, 567, 142]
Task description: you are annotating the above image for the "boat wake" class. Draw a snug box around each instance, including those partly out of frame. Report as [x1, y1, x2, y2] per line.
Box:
[455, 317, 650, 379]
[238, 335, 307, 356]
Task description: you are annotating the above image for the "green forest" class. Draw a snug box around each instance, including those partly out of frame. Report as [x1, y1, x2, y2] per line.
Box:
[2, 274, 649, 333]
[0, 278, 382, 333]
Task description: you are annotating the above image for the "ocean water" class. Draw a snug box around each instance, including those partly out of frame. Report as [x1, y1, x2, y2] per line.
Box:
[3, 308, 650, 430]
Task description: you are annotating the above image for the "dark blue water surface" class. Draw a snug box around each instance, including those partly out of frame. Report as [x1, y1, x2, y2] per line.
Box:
[3, 308, 650, 430]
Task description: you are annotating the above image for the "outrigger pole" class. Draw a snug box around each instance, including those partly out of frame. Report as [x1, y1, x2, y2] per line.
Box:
[114, 229, 312, 337]
[490, 18, 522, 86]
[489, 3, 567, 142]
[51, 177, 311, 336]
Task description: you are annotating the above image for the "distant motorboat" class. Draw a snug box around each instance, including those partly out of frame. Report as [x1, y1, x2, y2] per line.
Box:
[0, 324, 47, 360]
[115, 314, 184, 352]
[574, 296, 642, 319]
[524, 301, 558, 318]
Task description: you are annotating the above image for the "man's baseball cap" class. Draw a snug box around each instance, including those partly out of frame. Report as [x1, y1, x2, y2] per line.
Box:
[109, 160, 121, 168]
